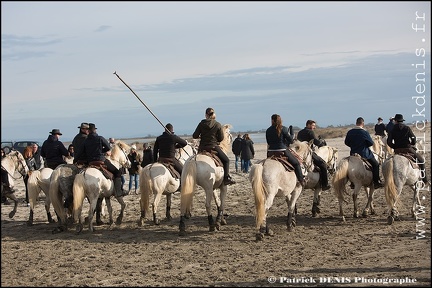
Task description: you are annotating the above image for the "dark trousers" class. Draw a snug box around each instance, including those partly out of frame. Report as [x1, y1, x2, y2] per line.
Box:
[104, 159, 121, 178]
[24, 174, 29, 203]
[367, 156, 381, 183]
[312, 153, 329, 187]
[284, 150, 304, 182]
[172, 158, 183, 176]
[214, 146, 230, 178]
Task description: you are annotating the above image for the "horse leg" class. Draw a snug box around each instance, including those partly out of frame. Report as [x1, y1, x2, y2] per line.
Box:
[312, 188, 321, 217]
[45, 196, 55, 223]
[106, 198, 114, 225]
[115, 197, 126, 225]
[165, 193, 172, 221]
[362, 187, 374, 217]
[179, 215, 187, 236]
[95, 197, 104, 225]
[7, 193, 19, 219]
[152, 192, 163, 225]
[215, 187, 227, 229]
[206, 190, 216, 232]
[352, 187, 360, 218]
[287, 189, 302, 231]
[87, 199, 98, 232]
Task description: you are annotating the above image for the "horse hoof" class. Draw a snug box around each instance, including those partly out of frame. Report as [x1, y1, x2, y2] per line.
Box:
[27, 221, 33, 226]
[287, 225, 294, 232]
[215, 222, 221, 231]
[265, 229, 274, 236]
[221, 218, 227, 225]
[96, 220, 104, 226]
[49, 218, 56, 223]
[76, 224, 83, 234]
[209, 225, 216, 232]
[52, 226, 65, 234]
[256, 233, 264, 241]
[154, 219, 160, 225]
[387, 216, 394, 225]
[179, 230, 187, 237]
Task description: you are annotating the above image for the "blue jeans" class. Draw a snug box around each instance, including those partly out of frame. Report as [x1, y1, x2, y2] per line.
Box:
[235, 154, 243, 172]
[242, 159, 251, 173]
[129, 174, 139, 191]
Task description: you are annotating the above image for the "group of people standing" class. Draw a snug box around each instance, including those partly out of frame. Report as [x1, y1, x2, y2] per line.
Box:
[231, 133, 255, 173]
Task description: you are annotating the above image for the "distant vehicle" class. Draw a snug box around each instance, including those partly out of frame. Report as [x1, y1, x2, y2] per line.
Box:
[12, 141, 41, 154]
[1, 141, 14, 154]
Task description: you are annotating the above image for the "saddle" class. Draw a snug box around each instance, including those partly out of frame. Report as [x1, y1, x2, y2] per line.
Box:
[393, 149, 419, 169]
[349, 154, 372, 171]
[88, 161, 113, 180]
[260, 151, 295, 172]
[198, 147, 223, 168]
[157, 158, 180, 179]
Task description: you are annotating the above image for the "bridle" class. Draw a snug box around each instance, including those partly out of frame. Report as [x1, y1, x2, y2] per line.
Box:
[2, 151, 28, 179]
[109, 143, 131, 169]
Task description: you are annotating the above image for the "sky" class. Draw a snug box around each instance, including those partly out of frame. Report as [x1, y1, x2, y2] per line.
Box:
[1, 1, 431, 142]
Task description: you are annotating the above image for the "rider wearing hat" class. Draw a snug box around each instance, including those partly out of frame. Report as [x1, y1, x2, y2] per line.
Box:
[72, 122, 90, 164]
[40, 129, 69, 169]
[387, 114, 428, 184]
[374, 117, 386, 137]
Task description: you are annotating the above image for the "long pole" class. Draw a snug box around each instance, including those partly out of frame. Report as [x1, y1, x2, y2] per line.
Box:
[113, 71, 170, 134]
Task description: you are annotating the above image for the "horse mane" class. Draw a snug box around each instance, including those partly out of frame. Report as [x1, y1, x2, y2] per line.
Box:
[110, 140, 130, 160]
[219, 124, 232, 154]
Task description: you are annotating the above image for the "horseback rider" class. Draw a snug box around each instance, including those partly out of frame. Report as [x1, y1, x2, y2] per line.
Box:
[297, 120, 331, 191]
[345, 117, 384, 189]
[40, 129, 69, 170]
[154, 123, 188, 185]
[374, 117, 386, 137]
[193, 107, 236, 185]
[72, 122, 90, 165]
[75, 123, 126, 197]
[387, 113, 428, 184]
[266, 114, 306, 187]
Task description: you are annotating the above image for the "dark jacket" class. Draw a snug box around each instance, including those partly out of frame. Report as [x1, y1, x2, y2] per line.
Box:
[374, 123, 386, 136]
[154, 132, 187, 161]
[387, 123, 416, 149]
[266, 125, 293, 150]
[344, 127, 374, 159]
[141, 147, 154, 168]
[127, 151, 142, 174]
[75, 132, 111, 163]
[41, 135, 69, 168]
[240, 139, 254, 160]
[72, 131, 88, 163]
[193, 119, 224, 149]
[386, 120, 395, 134]
[232, 137, 243, 155]
[297, 127, 325, 147]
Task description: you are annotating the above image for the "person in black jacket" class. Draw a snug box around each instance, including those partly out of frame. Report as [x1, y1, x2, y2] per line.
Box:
[153, 123, 188, 177]
[240, 134, 254, 173]
[141, 143, 154, 168]
[387, 114, 428, 184]
[374, 117, 386, 137]
[297, 120, 331, 191]
[40, 129, 69, 169]
[231, 134, 243, 172]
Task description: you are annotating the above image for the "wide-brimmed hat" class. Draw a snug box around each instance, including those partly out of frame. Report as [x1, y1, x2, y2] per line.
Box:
[78, 122, 89, 129]
[88, 123, 97, 130]
[49, 129, 62, 135]
[377, 117, 383, 121]
[394, 114, 405, 122]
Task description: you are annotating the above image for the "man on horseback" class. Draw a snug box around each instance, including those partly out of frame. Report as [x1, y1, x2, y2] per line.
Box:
[154, 123, 188, 188]
[374, 117, 386, 137]
[193, 107, 236, 185]
[266, 114, 306, 187]
[297, 120, 331, 191]
[75, 123, 126, 197]
[387, 114, 428, 184]
[72, 122, 89, 165]
[345, 117, 384, 189]
[40, 129, 69, 169]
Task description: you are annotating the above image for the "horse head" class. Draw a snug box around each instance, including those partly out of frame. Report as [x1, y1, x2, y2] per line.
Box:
[291, 140, 314, 173]
[110, 141, 131, 169]
[219, 124, 233, 154]
[6, 150, 29, 177]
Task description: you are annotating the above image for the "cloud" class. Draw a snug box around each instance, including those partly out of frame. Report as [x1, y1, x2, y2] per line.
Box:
[94, 25, 112, 32]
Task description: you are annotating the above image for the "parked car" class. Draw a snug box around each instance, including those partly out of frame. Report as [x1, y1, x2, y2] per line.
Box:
[1, 141, 14, 154]
[12, 141, 41, 154]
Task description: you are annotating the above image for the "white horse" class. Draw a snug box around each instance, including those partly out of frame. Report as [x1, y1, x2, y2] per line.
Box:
[138, 143, 196, 226]
[383, 154, 424, 225]
[178, 124, 233, 236]
[304, 145, 338, 217]
[1, 150, 29, 218]
[332, 156, 379, 219]
[371, 135, 386, 165]
[250, 140, 314, 241]
[27, 167, 54, 225]
[73, 141, 131, 233]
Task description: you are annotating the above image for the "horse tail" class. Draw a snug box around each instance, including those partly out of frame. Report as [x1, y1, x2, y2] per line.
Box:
[72, 173, 86, 222]
[332, 158, 349, 203]
[49, 169, 65, 223]
[140, 167, 152, 215]
[180, 158, 197, 216]
[251, 164, 266, 230]
[27, 170, 41, 208]
[384, 157, 398, 209]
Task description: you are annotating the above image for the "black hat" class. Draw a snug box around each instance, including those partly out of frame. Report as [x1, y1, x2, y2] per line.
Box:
[49, 129, 62, 135]
[88, 123, 97, 130]
[394, 114, 405, 122]
[377, 117, 383, 121]
[78, 122, 89, 129]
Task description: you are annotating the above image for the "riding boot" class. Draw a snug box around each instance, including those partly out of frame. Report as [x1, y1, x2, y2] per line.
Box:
[2, 184, 15, 193]
[223, 174, 236, 185]
[114, 177, 124, 197]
